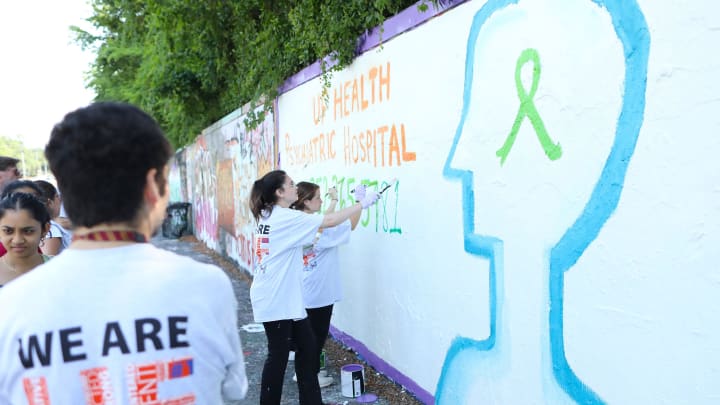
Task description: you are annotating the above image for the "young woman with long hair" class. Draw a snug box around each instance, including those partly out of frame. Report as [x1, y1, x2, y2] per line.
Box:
[249, 170, 379, 405]
[289, 181, 362, 388]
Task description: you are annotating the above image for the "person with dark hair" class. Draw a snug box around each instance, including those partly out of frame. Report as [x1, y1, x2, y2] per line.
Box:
[289, 182, 361, 388]
[0, 102, 248, 403]
[0, 156, 21, 193]
[0, 193, 52, 287]
[34, 180, 72, 255]
[0, 179, 43, 200]
[249, 169, 379, 405]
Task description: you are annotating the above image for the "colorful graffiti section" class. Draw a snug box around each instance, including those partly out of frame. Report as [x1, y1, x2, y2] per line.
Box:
[170, 108, 275, 272]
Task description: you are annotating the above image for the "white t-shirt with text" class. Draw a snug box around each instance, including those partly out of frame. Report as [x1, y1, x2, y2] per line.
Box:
[250, 206, 323, 323]
[301, 220, 352, 308]
[0, 243, 247, 404]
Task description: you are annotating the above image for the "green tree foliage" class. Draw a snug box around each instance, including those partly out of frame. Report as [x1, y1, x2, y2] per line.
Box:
[0, 136, 48, 178]
[75, 0, 434, 147]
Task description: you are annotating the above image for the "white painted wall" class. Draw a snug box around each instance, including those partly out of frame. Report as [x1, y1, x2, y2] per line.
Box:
[275, 0, 720, 403]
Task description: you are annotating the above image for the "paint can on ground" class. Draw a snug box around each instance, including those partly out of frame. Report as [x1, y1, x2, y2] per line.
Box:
[341, 364, 365, 397]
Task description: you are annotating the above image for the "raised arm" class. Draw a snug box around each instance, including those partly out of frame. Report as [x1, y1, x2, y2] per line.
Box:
[321, 203, 362, 228]
[324, 186, 339, 215]
[349, 193, 362, 230]
[349, 209, 361, 230]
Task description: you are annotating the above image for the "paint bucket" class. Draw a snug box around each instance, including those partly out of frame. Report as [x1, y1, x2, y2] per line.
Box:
[341, 364, 365, 397]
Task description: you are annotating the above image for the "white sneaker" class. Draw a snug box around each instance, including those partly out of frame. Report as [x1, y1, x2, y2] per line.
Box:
[317, 374, 334, 388]
[318, 369, 328, 377]
[292, 372, 334, 388]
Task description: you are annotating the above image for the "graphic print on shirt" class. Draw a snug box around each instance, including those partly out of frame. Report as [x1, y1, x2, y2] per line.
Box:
[81, 367, 115, 404]
[301, 243, 318, 271]
[254, 223, 271, 274]
[23, 376, 50, 405]
[17, 316, 195, 404]
[127, 358, 195, 405]
[21, 357, 196, 405]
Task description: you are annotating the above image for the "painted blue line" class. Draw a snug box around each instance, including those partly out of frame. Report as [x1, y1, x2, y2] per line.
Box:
[436, 1, 515, 402]
[550, 1, 649, 403]
[437, 0, 649, 403]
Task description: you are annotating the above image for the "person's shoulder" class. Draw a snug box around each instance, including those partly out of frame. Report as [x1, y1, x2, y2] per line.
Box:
[264, 206, 317, 225]
[47, 221, 63, 236]
[269, 206, 301, 219]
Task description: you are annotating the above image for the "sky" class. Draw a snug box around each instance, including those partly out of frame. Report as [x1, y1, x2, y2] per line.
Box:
[0, 0, 96, 149]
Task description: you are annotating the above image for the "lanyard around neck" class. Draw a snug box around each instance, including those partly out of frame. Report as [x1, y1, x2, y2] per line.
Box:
[72, 230, 148, 243]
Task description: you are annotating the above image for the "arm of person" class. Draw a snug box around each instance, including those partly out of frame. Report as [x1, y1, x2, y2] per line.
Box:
[324, 186, 338, 215]
[320, 188, 378, 229]
[345, 185, 362, 230]
[320, 203, 361, 228]
[42, 237, 61, 256]
[349, 207, 361, 230]
[324, 199, 338, 214]
[219, 274, 249, 400]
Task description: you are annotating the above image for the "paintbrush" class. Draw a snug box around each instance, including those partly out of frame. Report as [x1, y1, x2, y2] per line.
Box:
[350, 178, 398, 195]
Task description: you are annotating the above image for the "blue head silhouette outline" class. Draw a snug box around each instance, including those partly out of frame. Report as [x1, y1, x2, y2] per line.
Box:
[436, 0, 649, 403]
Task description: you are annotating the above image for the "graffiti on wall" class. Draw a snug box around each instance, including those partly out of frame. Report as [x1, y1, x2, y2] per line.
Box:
[217, 159, 235, 235]
[435, 0, 649, 404]
[168, 158, 183, 203]
[229, 111, 275, 271]
[187, 137, 219, 249]
[231, 116, 274, 231]
[178, 107, 275, 271]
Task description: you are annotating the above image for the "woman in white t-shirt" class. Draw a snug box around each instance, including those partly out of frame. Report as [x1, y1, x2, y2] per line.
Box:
[249, 170, 379, 405]
[289, 182, 361, 388]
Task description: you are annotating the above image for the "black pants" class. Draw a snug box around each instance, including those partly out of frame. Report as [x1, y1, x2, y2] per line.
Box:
[261, 319, 322, 405]
[306, 304, 334, 374]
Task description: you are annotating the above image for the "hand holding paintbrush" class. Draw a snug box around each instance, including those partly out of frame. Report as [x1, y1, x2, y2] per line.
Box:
[350, 178, 398, 201]
[325, 186, 338, 201]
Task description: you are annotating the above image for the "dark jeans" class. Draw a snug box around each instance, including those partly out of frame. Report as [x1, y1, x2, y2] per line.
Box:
[261, 319, 322, 405]
[306, 304, 334, 374]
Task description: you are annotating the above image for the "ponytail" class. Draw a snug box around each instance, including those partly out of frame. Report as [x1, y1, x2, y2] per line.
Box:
[290, 181, 319, 212]
[249, 170, 288, 222]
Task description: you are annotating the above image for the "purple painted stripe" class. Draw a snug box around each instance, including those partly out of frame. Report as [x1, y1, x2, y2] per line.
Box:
[278, 0, 469, 94]
[329, 325, 435, 405]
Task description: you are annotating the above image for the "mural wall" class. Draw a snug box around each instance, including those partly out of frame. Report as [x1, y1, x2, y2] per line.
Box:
[171, 0, 720, 403]
[178, 107, 275, 271]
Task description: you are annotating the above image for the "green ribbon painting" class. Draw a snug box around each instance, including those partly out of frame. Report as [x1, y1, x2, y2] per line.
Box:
[496, 48, 562, 165]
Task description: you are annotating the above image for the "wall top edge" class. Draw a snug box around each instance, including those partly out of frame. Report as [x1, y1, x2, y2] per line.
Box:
[278, 0, 469, 95]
